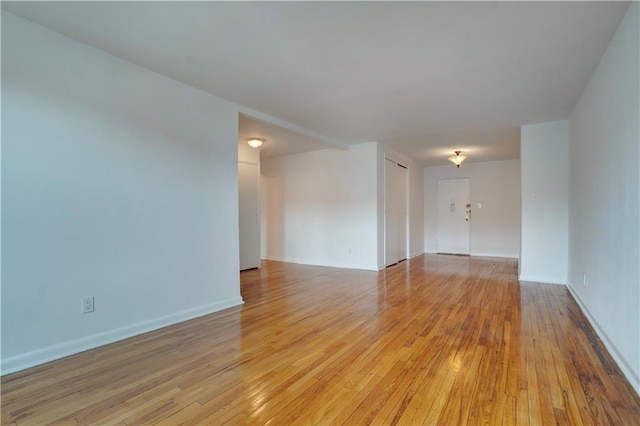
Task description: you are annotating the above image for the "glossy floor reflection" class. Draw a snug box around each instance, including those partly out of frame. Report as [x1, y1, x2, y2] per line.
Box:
[2, 255, 639, 424]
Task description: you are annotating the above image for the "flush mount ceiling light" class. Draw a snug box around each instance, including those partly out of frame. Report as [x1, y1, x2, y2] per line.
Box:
[448, 151, 468, 168]
[246, 138, 265, 148]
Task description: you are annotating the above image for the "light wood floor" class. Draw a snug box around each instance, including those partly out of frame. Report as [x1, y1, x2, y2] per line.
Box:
[2, 255, 640, 424]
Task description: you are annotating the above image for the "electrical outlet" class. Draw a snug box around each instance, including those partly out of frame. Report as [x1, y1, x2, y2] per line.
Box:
[81, 296, 95, 314]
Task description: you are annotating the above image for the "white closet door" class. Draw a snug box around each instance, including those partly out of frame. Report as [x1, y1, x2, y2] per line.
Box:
[239, 162, 260, 270]
[397, 164, 408, 262]
[385, 159, 399, 266]
[385, 159, 409, 267]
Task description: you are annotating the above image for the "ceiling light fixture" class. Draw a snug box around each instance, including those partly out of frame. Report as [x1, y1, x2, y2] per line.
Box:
[448, 151, 467, 168]
[246, 138, 265, 148]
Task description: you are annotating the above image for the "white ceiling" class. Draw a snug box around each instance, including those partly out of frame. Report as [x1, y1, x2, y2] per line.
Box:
[3, 2, 629, 166]
[239, 114, 332, 159]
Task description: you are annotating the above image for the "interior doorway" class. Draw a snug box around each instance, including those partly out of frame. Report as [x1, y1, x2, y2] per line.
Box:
[437, 178, 470, 255]
[385, 158, 408, 267]
[239, 161, 260, 270]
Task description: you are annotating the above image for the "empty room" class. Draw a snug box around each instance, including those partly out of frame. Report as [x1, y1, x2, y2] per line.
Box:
[2, 1, 639, 424]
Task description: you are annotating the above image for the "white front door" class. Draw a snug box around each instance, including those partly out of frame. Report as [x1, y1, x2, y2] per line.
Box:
[239, 162, 260, 270]
[437, 178, 470, 255]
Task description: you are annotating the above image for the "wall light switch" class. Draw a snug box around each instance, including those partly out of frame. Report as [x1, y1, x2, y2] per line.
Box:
[477, 203, 482, 209]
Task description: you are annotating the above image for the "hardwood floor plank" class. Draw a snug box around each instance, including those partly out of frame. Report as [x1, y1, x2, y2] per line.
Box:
[2, 255, 639, 425]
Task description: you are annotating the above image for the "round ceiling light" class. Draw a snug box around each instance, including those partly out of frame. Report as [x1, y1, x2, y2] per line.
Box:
[448, 151, 468, 168]
[246, 138, 265, 148]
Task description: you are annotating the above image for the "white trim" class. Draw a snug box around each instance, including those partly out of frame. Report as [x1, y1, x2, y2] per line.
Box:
[518, 275, 566, 285]
[262, 256, 378, 272]
[238, 106, 349, 150]
[1, 297, 244, 376]
[409, 251, 424, 259]
[470, 252, 519, 259]
[419, 251, 518, 260]
[566, 284, 640, 395]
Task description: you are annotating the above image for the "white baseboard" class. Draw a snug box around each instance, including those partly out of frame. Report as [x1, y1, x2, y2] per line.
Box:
[566, 284, 640, 395]
[1, 297, 244, 376]
[423, 251, 518, 260]
[377, 261, 408, 271]
[518, 275, 566, 285]
[262, 256, 378, 272]
[470, 252, 519, 259]
[377, 252, 424, 271]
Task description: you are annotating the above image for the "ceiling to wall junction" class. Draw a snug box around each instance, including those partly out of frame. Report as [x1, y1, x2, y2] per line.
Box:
[3, 1, 629, 165]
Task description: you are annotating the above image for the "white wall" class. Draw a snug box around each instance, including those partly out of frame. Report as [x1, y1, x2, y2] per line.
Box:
[424, 160, 521, 258]
[1, 13, 243, 374]
[568, 3, 639, 394]
[238, 144, 261, 270]
[377, 145, 425, 268]
[261, 143, 379, 270]
[238, 143, 260, 164]
[520, 121, 569, 284]
[409, 160, 425, 259]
